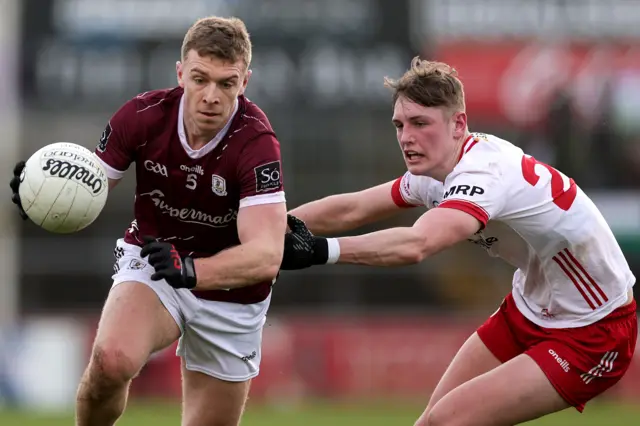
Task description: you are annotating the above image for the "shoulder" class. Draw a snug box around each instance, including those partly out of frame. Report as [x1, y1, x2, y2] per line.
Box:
[113, 87, 182, 126]
[452, 132, 522, 178]
[231, 96, 276, 141]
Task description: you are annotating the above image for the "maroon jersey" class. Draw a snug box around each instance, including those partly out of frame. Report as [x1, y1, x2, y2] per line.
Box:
[95, 87, 285, 304]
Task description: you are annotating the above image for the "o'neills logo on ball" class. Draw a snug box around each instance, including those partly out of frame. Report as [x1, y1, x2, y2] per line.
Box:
[42, 158, 104, 195]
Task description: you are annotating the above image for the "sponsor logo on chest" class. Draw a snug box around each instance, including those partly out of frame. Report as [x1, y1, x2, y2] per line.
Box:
[443, 184, 485, 199]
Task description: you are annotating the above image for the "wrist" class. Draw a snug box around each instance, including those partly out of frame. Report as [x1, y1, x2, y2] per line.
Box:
[325, 238, 340, 264]
[183, 256, 198, 289]
[312, 237, 340, 265]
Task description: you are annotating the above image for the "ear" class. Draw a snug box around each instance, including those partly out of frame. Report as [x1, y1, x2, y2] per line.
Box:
[239, 69, 252, 95]
[176, 61, 185, 88]
[452, 111, 467, 139]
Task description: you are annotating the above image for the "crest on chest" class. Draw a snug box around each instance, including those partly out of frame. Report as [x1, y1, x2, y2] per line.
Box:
[211, 174, 228, 196]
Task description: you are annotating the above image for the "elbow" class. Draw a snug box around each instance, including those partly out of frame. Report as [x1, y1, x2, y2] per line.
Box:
[258, 247, 283, 281]
[406, 236, 433, 264]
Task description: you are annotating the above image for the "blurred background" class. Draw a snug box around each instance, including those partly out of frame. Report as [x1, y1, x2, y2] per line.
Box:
[1, 0, 640, 424]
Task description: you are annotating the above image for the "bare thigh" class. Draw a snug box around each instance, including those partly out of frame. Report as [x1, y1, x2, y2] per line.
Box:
[425, 353, 569, 426]
[90, 281, 181, 381]
[422, 332, 501, 415]
[181, 359, 252, 426]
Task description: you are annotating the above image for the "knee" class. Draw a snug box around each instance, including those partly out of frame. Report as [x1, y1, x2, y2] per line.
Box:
[418, 407, 453, 426]
[85, 343, 141, 389]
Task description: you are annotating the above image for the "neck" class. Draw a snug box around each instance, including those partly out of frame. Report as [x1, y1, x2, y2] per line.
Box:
[184, 118, 222, 150]
[430, 131, 471, 183]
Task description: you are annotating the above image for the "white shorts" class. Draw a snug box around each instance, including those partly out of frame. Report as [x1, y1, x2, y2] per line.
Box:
[111, 239, 271, 382]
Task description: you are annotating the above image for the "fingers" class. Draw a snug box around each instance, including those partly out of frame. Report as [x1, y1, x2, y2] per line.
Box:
[286, 214, 303, 230]
[140, 238, 161, 258]
[9, 176, 20, 193]
[141, 235, 157, 245]
[147, 251, 166, 265]
[287, 214, 313, 237]
[150, 271, 167, 281]
[13, 161, 25, 177]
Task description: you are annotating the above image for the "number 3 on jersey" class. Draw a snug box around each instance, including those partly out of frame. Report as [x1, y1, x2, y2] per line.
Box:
[186, 173, 197, 190]
[521, 155, 577, 211]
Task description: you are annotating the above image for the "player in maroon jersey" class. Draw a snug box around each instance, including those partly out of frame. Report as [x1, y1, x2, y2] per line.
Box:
[10, 16, 286, 426]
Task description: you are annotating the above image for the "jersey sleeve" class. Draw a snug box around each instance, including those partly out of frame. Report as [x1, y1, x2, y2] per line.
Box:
[391, 172, 427, 207]
[237, 133, 286, 209]
[437, 160, 504, 227]
[94, 99, 141, 180]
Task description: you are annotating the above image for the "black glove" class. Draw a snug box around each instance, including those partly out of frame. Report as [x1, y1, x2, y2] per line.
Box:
[9, 161, 28, 220]
[140, 236, 197, 289]
[280, 215, 329, 270]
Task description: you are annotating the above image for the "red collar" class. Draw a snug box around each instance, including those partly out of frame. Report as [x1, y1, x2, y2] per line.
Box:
[456, 134, 479, 164]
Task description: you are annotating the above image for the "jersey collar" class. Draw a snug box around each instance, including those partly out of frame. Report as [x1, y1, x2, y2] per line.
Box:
[456, 134, 479, 164]
[177, 95, 239, 159]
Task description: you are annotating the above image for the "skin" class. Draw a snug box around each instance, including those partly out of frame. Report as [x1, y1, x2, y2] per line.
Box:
[288, 95, 574, 424]
[176, 50, 251, 150]
[77, 48, 285, 426]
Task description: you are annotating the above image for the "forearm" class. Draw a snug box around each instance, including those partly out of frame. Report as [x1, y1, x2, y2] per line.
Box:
[193, 242, 281, 290]
[334, 227, 428, 266]
[290, 194, 369, 235]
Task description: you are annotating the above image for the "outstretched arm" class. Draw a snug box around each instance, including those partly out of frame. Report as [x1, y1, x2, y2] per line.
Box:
[282, 207, 482, 270]
[334, 207, 481, 266]
[289, 180, 410, 235]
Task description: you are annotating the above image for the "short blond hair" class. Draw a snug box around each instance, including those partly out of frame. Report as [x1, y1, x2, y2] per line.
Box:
[384, 57, 465, 113]
[181, 16, 252, 69]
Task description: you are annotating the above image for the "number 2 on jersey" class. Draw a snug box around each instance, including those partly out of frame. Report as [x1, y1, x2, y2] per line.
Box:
[186, 173, 197, 190]
[521, 155, 577, 211]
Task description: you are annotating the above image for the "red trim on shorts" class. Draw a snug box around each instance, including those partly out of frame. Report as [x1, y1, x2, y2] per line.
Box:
[438, 199, 489, 226]
[391, 177, 416, 208]
[456, 135, 477, 163]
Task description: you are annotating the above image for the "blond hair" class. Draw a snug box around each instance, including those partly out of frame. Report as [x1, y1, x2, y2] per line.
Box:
[384, 57, 465, 113]
[181, 16, 252, 69]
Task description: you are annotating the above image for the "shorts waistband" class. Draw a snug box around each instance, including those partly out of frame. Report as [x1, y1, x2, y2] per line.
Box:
[604, 299, 637, 320]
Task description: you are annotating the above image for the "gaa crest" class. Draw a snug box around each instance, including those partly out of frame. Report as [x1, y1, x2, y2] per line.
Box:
[211, 174, 227, 196]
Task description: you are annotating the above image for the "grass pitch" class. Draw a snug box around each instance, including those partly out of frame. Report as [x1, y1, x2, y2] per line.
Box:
[0, 399, 638, 425]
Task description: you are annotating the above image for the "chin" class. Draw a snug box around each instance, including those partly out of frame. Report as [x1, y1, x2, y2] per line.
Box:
[405, 162, 430, 176]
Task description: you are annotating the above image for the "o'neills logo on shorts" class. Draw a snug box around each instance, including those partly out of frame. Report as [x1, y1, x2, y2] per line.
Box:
[141, 189, 237, 228]
[548, 349, 570, 373]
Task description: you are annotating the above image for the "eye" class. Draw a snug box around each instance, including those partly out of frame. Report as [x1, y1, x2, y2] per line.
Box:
[393, 122, 403, 129]
[222, 81, 236, 89]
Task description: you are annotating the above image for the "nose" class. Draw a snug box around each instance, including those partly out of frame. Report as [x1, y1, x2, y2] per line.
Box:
[399, 128, 414, 145]
[202, 83, 220, 104]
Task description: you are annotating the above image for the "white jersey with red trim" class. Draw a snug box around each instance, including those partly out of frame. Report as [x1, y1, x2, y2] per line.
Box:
[391, 132, 635, 328]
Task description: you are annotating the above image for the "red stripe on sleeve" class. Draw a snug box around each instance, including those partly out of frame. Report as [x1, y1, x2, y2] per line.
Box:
[438, 199, 489, 226]
[391, 177, 415, 208]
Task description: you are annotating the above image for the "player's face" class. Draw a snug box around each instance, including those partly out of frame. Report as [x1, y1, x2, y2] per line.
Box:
[392, 96, 467, 178]
[176, 50, 250, 135]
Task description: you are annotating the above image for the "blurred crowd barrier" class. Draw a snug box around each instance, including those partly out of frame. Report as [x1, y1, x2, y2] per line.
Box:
[2, 314, 639, 410]
[1, 0, 639, 411]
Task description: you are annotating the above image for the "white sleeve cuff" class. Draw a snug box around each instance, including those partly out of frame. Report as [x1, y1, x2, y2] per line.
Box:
[326, 238, 341, 264]
[94, 155, 126, 180]
[239, 191, 286, 208]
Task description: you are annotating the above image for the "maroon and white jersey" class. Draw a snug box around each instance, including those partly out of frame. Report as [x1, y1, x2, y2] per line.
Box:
[95, 88, 285, 304]
[392, 132, 635, 328]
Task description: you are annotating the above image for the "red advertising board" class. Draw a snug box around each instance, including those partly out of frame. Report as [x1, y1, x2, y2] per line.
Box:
[431, 41, 640, 128]
[128, 315, 640, 404]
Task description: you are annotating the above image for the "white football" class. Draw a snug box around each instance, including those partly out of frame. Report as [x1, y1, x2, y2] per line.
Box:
[18, 142, 108, 233]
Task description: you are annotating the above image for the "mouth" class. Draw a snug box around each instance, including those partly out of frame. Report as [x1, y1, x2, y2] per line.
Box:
[199, 111, 221, 118]
[404, 150, 424, 162]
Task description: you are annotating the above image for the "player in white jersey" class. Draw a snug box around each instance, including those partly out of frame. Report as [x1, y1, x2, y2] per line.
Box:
[280, 58, 637, 425]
